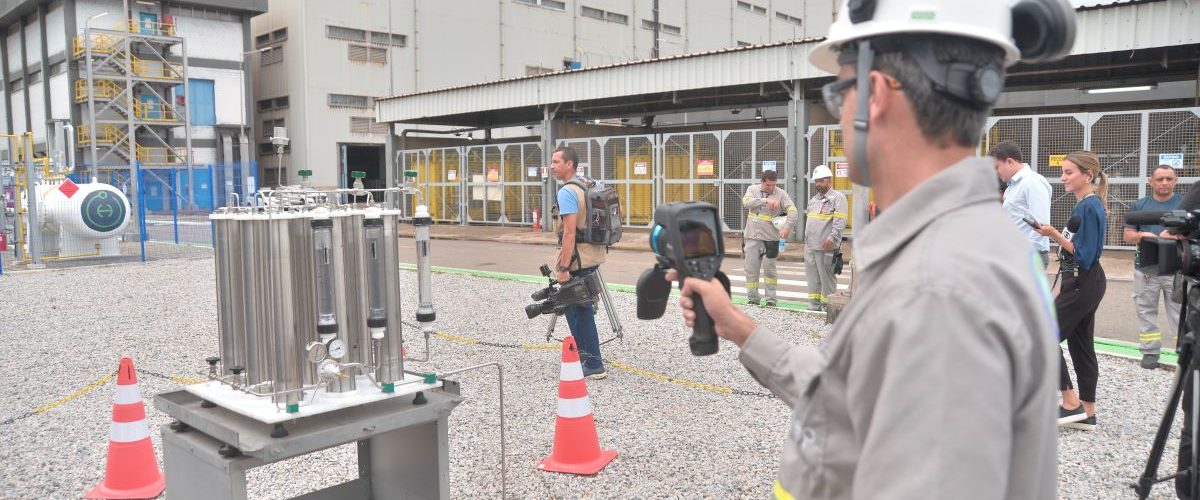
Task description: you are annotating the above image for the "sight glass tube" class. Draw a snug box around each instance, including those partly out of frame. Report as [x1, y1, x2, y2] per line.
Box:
[311, 217, 338, 336]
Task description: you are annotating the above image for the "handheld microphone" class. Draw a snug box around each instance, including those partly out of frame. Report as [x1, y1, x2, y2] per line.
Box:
[1067, 215, 1081, 233]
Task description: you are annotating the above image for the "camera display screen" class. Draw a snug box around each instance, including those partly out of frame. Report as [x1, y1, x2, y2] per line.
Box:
[680, 220, 717, 259]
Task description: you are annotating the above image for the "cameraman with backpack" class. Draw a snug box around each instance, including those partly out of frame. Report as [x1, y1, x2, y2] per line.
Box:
[551, 145, 609, 379]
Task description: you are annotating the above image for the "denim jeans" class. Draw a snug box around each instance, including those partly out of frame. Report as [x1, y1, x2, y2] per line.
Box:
[566, 266, 604, 373]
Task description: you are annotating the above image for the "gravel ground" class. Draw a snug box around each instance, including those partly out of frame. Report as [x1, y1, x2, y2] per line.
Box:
[0, 256, 1189, 499]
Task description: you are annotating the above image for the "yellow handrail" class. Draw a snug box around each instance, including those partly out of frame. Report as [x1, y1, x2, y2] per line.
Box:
[136, 145, 186, 165]
[76, 124, 121, 146]
[130, 99, 180, 122]
[71, 33, 116, 59]
[74, 79, 121, 102]
[128, 19, 176, 37]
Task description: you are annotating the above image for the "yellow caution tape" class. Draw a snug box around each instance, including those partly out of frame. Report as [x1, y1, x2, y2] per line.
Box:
[35, 370, 116, 415]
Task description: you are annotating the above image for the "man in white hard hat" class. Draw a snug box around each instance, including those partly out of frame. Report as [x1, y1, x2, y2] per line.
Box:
[669, 0, 1075, 497]
[741, 169, 798, 307]
[803, 164, 847, 311]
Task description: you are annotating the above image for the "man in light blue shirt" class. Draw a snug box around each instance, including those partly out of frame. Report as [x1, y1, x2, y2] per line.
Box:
[991, 141, 1052, 267]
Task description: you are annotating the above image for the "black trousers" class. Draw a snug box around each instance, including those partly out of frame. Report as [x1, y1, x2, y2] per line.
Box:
[1057, 263, 1106, 402]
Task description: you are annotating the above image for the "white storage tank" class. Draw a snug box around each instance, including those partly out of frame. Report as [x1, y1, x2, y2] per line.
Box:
[36, 179, 131, 257]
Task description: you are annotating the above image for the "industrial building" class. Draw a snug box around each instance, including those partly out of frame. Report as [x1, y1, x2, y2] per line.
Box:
[250, 0, 836, 191]
[0, 0, 267, 187]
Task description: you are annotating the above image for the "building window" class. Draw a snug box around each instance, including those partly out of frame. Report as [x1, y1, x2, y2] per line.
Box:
[775, 11, 802, 25]
[328, 93, 372, 108]
[259, 143, 289, 155]
[348, 44, 387, 64]
[257, 98, 273, 111]
[255, 33, 270, 48]
[262, 118, 284, 140]
[390, 34, 407, 46]
[261, 46, 283, 65]
[606, 11, 628, 24]
[28, 70, 41, 84]
[49, 62, 65, 76]
[272, 28, 288, 42]
[10, 78, 23, 91]
[737, 41, 753, 47]
[275, 96, 289, 108]
[738, 1, 767, 15]
[641, 19, 682, 36]
[350, 116, 389, 135]
[327, 25, 366, 42]
[515, 0, 565, 11]
[581, 5, 629, 24]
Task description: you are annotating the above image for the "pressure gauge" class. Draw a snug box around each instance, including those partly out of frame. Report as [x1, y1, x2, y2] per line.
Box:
[326, 338, 347, 360]
[305, 341, 328, 363]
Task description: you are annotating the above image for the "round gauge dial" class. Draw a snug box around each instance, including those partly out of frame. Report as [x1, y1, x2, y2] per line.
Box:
[326, 338, 347, 360]
[305, 341, 327, 363]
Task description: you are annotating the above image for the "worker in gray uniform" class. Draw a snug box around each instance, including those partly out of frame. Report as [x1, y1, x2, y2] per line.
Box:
[1124, 164, 1183, 369]
[803, 164, 848, 311]
[668, 0, 1071, 497]
[741, 169, 798, 306]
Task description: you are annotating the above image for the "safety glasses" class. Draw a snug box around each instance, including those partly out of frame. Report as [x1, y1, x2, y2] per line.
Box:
[821, 78, 857, 119]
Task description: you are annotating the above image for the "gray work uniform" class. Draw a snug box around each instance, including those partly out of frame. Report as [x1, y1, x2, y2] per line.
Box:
[741, 183, 798, 302]
[1127, 193, 1183, 357]
[738, 158, 1057, 499]
[803, 189, 848, 306]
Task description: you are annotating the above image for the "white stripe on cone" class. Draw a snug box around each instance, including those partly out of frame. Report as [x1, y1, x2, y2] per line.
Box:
[557, 396, 593, 419]
[114, 384, 142, 405]
[110, 420, 151, 443]
[559, 362, 583, 382]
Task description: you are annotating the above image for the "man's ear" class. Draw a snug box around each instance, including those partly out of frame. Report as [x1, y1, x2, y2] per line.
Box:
[867, 70, 894, 123]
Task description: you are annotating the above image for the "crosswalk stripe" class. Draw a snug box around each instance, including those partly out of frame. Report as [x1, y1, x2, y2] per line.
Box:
[727, 274, 849, 290]
[730, 286, 813, 300]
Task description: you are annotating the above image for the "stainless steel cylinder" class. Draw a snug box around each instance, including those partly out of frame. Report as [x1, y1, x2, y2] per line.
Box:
[329, 211, 364, 393]
[268, 214, 302, 407]
[378, 209, 406, 384]
[288, 214, 318, 387]
[212, 213, 247, 375]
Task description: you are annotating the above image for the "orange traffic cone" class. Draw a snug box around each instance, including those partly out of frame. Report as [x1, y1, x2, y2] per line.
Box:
[86, 357, 165, 499]
[537, 336, 617, 475]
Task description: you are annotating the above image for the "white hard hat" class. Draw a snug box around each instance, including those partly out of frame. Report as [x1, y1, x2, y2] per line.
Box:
[812, 165, 833, 180]
[809, 0, 1022, 74]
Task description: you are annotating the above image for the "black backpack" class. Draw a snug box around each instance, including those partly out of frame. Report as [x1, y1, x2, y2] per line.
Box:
[563, 177, 622, 247]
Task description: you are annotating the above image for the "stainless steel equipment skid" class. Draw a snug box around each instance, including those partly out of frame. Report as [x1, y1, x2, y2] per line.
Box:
[154, 381, 462, 500]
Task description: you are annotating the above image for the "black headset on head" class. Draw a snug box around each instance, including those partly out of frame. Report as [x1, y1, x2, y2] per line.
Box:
[842, 0, 1076, 187]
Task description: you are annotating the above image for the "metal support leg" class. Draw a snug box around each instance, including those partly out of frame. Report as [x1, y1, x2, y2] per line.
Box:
[365, 417, 452, 500]
[594, 269, 624, 344]
[162, 425, 260, 500]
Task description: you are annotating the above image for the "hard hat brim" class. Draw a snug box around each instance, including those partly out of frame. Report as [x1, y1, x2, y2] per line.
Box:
[808, 24, 1021, 74]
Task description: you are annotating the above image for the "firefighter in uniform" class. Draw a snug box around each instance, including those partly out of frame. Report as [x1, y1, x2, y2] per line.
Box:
[741, 169, 798, 307]
[668, 0, 1073, 497]
[803, 164, 848, 312]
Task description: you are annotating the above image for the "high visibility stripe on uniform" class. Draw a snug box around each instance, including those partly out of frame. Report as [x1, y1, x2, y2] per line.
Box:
[110, 420, 151, 443]
[764, 278, 778, 285]
[832, 211, 848, 219]
[742, 196, 753, 203]
[752, 214, 773, 222]
[745, 281, 759, 288]
[1140, 332, 1162, 341]
[807, 213, 834, 220]
[557, 396, 593, 418]
[810, 293, 825, 302]
[773, 480, 796, 500]
[786, 206, 797, 213]
[560, 362, 583, 382]
[114, 384, 142, 405]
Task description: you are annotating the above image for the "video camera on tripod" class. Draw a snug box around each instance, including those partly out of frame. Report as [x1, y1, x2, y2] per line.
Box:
[525, 264, 603, 319]
[1129, 208, 1200, 499]
[635, 202, 731, 356]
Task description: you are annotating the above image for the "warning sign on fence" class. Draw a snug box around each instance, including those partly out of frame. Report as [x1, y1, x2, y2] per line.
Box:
[487, 168, 499, 182]
[1049, 155, 1066, 167]
[634, 162, 647, 176]
[697, 160, 714, 178]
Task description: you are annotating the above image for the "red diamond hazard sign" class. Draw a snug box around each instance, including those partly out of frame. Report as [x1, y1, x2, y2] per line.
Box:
[59, 179, 79, 198]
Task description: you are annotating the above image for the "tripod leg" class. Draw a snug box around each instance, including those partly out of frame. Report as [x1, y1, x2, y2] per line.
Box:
[545, 314, 558, 342]
[595, 269, 623, 340]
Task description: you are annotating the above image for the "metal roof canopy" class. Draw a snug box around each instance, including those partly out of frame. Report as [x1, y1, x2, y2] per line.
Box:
[377, 0, 1199, 128]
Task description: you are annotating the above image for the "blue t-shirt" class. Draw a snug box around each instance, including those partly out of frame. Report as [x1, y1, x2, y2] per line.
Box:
[557, 178, 582, 215]
[1065, 195, 1106, 272]
[1125, 193, 1182, 267]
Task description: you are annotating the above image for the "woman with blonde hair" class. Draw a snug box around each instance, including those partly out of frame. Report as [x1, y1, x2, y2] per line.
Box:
[1037, 150, 1108, 431]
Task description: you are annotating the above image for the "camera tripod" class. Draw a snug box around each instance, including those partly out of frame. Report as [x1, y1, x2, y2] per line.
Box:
[544, 268, 624, 346]
[1134, 279, 1199, 499]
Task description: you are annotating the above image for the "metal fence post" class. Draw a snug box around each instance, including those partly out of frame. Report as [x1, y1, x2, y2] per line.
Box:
[172, 167, 180, 245]
[137, 163, 147, 262]
[209, 165, 217, 248]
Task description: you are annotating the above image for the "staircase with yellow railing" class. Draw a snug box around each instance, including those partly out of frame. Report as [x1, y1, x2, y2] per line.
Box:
[76, 124, 122, 146]
[129, 19, 176, 37]
[136, 145, 186, 165]
[131, 99, 180, 123]
[74, 79, 121, 103]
